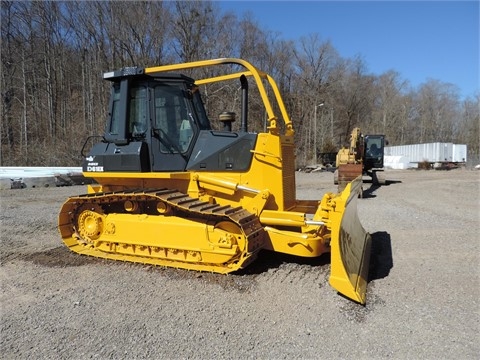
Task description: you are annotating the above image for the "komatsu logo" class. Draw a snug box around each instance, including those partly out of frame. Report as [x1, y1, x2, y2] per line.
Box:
[86, 156, 95, 161]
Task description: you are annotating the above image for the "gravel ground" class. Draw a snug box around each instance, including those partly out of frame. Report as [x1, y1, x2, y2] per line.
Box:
[1, 169, 479, 359]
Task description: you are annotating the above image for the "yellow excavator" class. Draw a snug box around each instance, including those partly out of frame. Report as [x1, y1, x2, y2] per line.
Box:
[58, 58, 371, 304]
[334, 127, 386, 192]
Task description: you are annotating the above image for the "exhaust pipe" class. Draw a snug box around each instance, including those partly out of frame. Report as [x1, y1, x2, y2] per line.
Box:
[240, 75, 248, 133]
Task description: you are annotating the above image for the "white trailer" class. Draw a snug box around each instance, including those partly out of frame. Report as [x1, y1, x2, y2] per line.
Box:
[385, 143, 467, 168]
[452, 144, 467, 163]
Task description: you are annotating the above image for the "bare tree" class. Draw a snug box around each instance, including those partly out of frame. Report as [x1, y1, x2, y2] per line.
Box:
[459, 95, 480, 157]
[1, 1, 476, 166]
[372, 70, 408, 139]
[415, 79, 460, 143]
[329, 56, 375, 146]
[1, 1, 18, 164]
[293, 34, 340, 156]
[170, 0, 216, 62]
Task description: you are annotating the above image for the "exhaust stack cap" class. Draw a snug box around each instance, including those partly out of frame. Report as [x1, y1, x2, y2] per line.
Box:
[219, 111, 236, 132]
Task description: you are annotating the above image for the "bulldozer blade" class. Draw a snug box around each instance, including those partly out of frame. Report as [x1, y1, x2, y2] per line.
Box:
[329, 177, 372, 304]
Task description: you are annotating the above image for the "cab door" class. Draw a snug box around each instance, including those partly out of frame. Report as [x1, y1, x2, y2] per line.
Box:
[150, 82, 197, 172]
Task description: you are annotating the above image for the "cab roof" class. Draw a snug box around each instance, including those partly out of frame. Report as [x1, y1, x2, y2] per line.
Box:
[103, 67, 194, 83]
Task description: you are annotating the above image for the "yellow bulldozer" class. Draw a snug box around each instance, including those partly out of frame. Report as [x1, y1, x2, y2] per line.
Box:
[58, 58, 372, 304]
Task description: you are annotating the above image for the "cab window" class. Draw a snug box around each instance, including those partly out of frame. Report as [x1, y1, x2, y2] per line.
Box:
[129, 86, 147, 136]
[153, 84, 195, 153]
[108, 85, 121, 135]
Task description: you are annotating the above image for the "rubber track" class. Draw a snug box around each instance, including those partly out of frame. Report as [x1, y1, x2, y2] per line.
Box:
[62, 188, 265, 272]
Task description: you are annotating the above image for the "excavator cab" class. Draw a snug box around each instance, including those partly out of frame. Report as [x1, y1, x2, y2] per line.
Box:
[364, 135, 385, 171]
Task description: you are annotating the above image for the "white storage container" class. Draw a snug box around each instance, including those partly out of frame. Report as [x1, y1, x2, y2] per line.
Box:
[385, 143, 466, 163]
[452, 144, 467, 162]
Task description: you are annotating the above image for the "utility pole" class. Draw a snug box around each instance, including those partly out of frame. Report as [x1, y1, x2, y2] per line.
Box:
[330, 107, 334, 146]
[313, 103, 324, 164]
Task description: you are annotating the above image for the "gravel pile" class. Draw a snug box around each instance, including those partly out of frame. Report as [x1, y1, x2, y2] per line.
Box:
[1, 169, 478, 359]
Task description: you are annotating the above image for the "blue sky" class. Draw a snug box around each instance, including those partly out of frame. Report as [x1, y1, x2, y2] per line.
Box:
[219, 1, 479, 100]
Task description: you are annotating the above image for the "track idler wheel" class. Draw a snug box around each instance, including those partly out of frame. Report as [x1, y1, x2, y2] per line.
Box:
[77, 209, 104, 242]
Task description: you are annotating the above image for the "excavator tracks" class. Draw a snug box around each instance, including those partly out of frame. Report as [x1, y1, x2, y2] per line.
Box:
[58, 189, 265, 273]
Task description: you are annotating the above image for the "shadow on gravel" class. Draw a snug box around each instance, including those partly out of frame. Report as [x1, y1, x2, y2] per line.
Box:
[14, 234, 391, 295]
[368, 231, 393, 281]
[20, 246, 102, 267]
[362, 179, 402, 198]
[237, 250, 331, 276]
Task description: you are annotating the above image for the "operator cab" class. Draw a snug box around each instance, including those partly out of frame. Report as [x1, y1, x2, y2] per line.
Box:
[364, 135, 385, 170]
[83, 67, 257, 173]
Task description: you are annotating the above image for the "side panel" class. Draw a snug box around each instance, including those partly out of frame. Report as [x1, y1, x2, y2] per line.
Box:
[281, 141, 296, 210]
[186, 131, 257, 171]
[83, 142, 150, 172]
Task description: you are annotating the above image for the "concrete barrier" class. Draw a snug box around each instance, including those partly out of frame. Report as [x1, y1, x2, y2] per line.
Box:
[0, 167, 94, 190]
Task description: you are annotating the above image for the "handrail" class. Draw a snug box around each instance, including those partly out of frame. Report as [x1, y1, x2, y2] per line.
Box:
[144, 58, 294, 136]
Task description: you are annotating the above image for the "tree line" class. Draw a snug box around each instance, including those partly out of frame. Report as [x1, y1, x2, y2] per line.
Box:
[1, 1, 478, 167]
